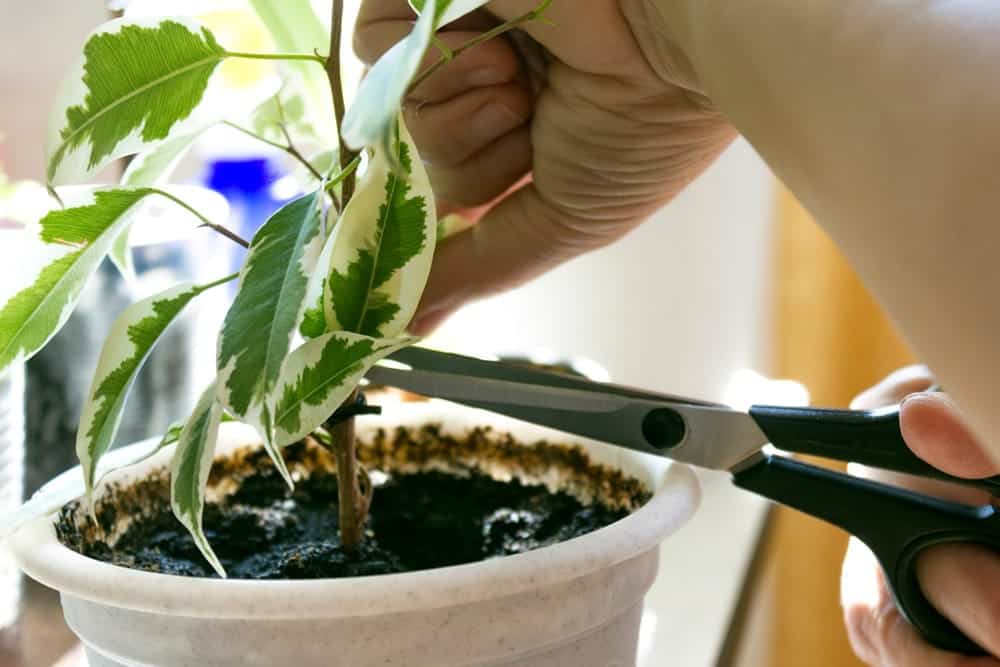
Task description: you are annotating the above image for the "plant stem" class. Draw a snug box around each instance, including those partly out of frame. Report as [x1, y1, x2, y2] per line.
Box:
[326, 155, 361, 193]
[408, 0, 553, 94]
[281, 125, 326, 181]
[327, 0, 357, 203]
[330, 389, 364, 553]
[150, 188, 250, 248]
[197, 271, 240, 292]
[226, 51, 327, 65]
[323, 0, 366, 555]
[221, 121, 325, 181]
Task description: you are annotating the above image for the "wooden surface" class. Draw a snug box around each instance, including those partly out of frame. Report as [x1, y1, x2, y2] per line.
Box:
[734, 186, 916, 666]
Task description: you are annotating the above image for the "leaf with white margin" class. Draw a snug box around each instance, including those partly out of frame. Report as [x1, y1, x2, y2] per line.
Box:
[156, 413, 237, 457]
[111, 132, 204, 282]
[170, 382, 226, 577]
[216, 189, 325, 484]
[0, 412, 236, 542]
[324, 118, 436, 338]
[108, 228, 136, 284]
[120, 132, 201, 188]
[340, 0, 437, 150]
[0, 188, 156, 377]
[298, 221, 338, 340]
[273, 332, 413, 447]
[94, 412, 238, 496]
[47, 17, 226, 185]
[409, 0, 489, 26]
[77, 276, 235, 502]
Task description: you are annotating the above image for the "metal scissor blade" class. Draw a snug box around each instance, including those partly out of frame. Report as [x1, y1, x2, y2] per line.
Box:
[387, 347, 725, 407]
[365, 363, 769, 470]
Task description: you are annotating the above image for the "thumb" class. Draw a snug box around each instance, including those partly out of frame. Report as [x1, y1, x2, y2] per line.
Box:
[900, 392, 1000, 479]
[409, 183, 624, 335]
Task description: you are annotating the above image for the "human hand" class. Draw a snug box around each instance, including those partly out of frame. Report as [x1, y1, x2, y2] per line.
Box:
[354, 0, 735, 333]
[841, 366, 1000, 666]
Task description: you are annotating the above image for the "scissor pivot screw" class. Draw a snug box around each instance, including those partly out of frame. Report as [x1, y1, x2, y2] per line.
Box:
[642, 409, 686, 450]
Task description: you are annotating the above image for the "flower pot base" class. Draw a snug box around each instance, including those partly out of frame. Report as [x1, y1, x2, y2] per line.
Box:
[13, 405, 699, 667]
[71, 592, 646, 667]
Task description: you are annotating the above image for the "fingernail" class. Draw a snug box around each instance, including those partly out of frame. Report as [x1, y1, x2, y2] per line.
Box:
[465, 67, 507, 88]
[470, 102, 526, 140]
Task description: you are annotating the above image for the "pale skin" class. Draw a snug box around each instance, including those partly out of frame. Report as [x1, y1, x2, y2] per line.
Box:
[355, 1, 1000, 663]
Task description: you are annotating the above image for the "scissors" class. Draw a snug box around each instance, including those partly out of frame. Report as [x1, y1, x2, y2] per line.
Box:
[366, 346, 1000, 656]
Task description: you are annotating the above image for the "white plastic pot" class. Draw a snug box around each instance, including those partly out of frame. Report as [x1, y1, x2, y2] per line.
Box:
[10, 403, 699, 667]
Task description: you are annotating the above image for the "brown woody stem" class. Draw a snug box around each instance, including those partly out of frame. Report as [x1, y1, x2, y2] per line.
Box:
[222, 120, 325, 182]
[327, 0, 357, 203]
[329, 388, 365, 552]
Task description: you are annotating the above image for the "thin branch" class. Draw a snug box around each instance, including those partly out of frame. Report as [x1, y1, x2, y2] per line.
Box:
[221, 120, 288, 152]
[222, 121, 325, 182]
[327, 0, 357, 203]
[150, 188, 250, 248]
[279, 123, 325, 181]
[408, 0, 553, 94]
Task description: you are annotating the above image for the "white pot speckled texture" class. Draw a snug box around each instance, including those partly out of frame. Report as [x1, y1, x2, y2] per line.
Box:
[10, 402, 699, 667]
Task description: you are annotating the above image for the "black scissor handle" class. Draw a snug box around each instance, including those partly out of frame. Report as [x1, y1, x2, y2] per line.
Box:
[733, 454, 1000, 655]
[749, 404, 1000, 495]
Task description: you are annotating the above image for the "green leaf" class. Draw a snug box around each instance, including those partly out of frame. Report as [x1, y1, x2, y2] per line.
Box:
[108, 228, 135, 284]
[297, 210, 338, 340]
[0, 188, 155, 377]
[299, 302, 328, 339]
[120, 132, 201, 188]
[152, 421, 183, 452]
[251, 89, 315, 145]
[341, 0, 438, 150]
[248, 0, 333, 140]
[410, 0, 489, 25]
[216, 190, 325, 482]
[273, 332, 413, 446]
[76, 277, 233, 501]
[47, 18, 226, 185]
[325, 118, 436, 338]
[170, 382, 226, 577]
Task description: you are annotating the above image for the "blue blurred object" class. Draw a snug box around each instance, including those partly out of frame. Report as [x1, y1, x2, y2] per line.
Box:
[205, 157, 294, 274]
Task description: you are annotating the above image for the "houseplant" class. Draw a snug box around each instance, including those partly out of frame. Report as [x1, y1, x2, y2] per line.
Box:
[1, 2, 700, 664]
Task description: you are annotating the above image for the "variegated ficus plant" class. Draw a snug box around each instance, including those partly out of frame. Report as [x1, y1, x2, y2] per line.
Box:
[0, 0, 550, 576]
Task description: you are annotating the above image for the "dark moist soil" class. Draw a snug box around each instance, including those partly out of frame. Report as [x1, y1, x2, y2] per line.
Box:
[58, 426, 650, 580]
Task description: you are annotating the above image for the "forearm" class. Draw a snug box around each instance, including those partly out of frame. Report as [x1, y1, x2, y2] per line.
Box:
[641, 0, 1000, 450]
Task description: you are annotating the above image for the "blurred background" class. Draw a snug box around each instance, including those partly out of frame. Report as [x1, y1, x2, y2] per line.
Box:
[0, 1, 916, 666]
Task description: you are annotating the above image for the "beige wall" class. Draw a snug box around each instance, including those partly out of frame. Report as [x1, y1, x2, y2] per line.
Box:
[0, 2, 107, 179]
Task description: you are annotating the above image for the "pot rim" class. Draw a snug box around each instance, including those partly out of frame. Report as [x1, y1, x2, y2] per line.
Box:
[9, 403, 700, 620]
